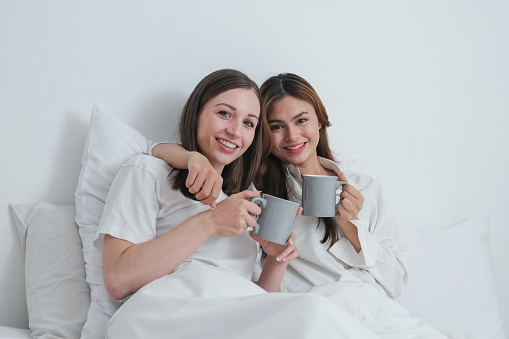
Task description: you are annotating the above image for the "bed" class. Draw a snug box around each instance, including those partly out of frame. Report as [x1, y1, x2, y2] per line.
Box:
[1, 103, 506, 339]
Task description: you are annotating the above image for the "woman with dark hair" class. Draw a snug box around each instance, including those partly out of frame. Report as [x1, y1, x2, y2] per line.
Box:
[153, 73, 449, 338]
[95, 69, 378, 339]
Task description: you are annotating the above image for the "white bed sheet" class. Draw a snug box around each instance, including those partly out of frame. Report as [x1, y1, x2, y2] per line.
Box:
[105, 265, 381, 339]
[105, 264, 480, 339]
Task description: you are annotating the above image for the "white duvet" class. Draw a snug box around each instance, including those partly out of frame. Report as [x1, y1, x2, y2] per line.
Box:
[105, 265, 467, 339]
[106, 266, 379, 339]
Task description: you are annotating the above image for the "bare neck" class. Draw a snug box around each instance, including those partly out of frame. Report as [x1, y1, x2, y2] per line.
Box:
[297, 157, 335, 176]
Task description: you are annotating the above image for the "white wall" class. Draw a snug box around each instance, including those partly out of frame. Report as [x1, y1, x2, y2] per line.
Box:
[1, 0, 508, 330]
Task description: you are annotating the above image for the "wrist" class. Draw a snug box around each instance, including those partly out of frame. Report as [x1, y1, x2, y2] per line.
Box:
[193, 210, 217, 237]
[189, 151, 206, 163]
[264, 254, 289, 267]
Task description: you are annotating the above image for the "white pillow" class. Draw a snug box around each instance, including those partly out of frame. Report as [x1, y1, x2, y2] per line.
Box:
[10, 201, 90, 339]
[396, 213, 506, 339]
[0, 325, 31, 339]
[75, 103, 154, 338]
[75, 102, 153, 285]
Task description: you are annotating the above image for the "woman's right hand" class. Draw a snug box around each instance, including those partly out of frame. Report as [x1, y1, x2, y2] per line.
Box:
[205, 190, 261, 237]
[186, 152, 223, 208]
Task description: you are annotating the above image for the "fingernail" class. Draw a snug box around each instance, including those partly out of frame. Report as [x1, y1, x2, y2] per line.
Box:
[276, 256, 281, 262]
[289, 240, 294, 246]
[282, 257, 287, 262]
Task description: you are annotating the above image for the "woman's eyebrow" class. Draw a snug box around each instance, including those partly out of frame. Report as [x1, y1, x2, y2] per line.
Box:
[215, 103, 259, 120]
[268, 111, 308, 124]
[215, 103, 236, 110]
[291, 112, 308, 121]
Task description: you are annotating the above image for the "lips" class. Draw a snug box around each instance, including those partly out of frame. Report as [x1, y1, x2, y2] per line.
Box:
[283, 142, 306, 154]
[217, 138, 240, 153]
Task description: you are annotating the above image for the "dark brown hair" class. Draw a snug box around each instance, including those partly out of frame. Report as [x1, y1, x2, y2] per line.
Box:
[172, 69, 263, 197]
[255, 73, 340, 246]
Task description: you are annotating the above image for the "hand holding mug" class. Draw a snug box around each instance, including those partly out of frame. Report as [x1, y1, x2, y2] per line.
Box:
[207, 190, 261, 237]
[250, 232, 299, 263]
[335, 172, 364, 225]
[334, 173, 364, 252]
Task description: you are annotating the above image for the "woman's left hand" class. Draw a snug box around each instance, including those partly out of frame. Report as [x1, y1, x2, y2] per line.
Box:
[335, 172, 365, 225]
[250, 232, 298, 263]
[335, 173, 364, 252]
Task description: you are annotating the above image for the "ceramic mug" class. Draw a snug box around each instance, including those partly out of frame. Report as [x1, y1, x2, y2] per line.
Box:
[301, 174, 348, 217]
[250, 193, 300, 245]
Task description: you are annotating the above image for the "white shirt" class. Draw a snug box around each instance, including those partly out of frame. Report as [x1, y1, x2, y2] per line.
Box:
[94, 154, 258, 280]
[282, 157, 408, 298]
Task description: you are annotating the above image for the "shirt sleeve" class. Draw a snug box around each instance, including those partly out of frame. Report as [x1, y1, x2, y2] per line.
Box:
[94, 161, 160, 249]
[146, 140, 172, 155]
[328, 176, 409, 299]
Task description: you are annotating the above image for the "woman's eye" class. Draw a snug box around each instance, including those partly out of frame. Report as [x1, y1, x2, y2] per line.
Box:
[244, 120, 254, 128]
[218, 111, 230, 118]
[297, 118, 308, 124]
[270, 125, 282, 131]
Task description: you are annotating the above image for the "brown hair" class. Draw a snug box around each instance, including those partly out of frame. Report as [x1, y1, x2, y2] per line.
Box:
[172, 69, 263, 197]
[255, 73, 340, 246]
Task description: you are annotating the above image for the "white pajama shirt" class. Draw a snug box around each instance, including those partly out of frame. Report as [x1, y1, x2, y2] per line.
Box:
[281, 157, 409, 299]
[94, 154, 258, 280]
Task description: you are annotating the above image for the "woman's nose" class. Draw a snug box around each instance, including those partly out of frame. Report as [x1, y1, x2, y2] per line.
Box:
[226, 121, 242, 137]
[285, 126, 298, 141]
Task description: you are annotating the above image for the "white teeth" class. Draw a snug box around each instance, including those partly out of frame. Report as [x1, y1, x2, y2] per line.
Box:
[286, 143, 304, 150]
[218, 139, 238, 149]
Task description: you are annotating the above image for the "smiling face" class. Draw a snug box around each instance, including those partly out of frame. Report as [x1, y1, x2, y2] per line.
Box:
[197, 88, 260, 173]
[268, 95, 322, 173]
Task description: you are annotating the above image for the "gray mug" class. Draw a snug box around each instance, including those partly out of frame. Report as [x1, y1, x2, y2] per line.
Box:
[250, 193, 299, 245]
[301, 174, 348, 217]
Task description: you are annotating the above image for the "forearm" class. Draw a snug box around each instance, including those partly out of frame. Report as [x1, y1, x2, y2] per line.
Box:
[255, 256, 288, 292]
[341, 221, 361, 252]
[103, 212, 214, 299]
[151, 143, 192, 170]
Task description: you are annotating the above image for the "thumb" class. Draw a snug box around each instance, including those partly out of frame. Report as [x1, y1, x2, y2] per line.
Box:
[296, 207, 303, 218]
[249, 231, 268, 245]
[338, 172, 348, 183]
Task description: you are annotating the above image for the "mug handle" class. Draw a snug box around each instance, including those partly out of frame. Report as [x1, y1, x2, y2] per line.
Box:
[335, 181, 349, 211]
[250, 197, 267, 234]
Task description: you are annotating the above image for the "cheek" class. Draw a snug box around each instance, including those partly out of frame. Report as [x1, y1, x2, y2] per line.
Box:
[243, 128, 257, 145]
[196, 123, 215, 149]
[247, 132, 256, 145]
[308, 125, 321, 142]
[196, 117, 208, 138]
[270, 130, 284, 142]
[197, 123, 208, 140]
[313, 128, 320, 142]
[270, 133, 282, 148]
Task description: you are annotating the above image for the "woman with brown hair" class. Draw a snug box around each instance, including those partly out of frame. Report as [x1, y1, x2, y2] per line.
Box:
[254, 73, 407, 297]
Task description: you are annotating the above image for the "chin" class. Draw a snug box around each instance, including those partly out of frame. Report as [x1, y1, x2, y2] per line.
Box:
[274, 153, 301, 166]
[221, 155, 242, 167]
